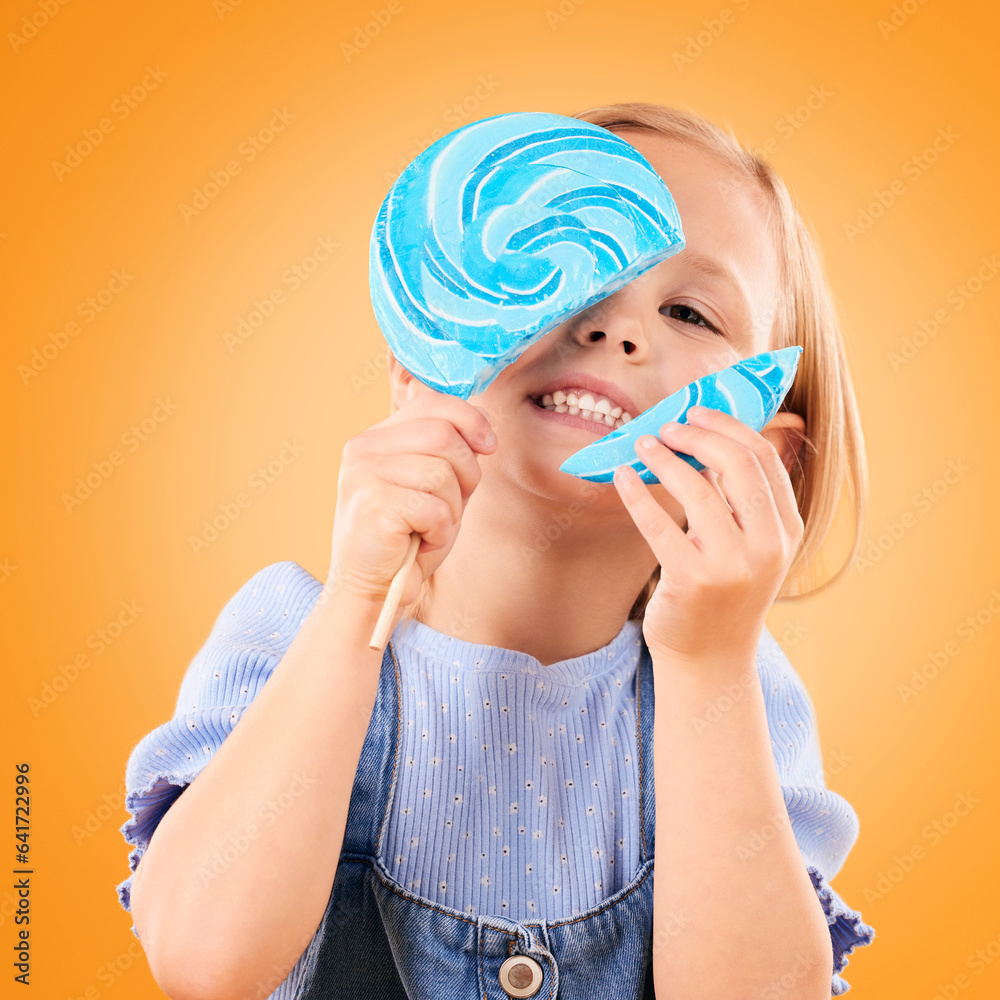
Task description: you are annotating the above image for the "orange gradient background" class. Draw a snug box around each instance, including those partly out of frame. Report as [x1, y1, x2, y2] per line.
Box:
[3, 0, 999, 996]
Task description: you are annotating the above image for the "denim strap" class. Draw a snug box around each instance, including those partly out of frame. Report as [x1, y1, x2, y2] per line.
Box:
[635, 641, 656, 864]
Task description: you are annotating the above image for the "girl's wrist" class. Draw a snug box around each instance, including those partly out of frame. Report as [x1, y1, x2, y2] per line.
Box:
[313, 573, 395, 631]
[648, 643, 759, 689]
[321, 568, 393, 607]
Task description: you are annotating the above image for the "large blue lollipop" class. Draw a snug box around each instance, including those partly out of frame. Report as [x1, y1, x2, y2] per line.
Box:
[370, 111, 686, 398]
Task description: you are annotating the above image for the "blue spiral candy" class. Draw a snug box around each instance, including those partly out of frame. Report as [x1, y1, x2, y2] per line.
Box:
[370, 111, 685, 398]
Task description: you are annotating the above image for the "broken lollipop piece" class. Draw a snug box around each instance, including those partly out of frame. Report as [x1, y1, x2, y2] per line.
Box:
[558, 346, 804, 484]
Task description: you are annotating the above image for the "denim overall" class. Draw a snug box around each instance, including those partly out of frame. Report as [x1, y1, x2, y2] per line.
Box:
[296, 633, 658, 999]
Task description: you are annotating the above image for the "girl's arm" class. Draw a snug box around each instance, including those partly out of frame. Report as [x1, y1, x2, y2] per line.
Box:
[613, 406, 839, 998]
[649, 653, 833, 999]
[128, 389, 495, 1000]
[129, 583, 386, 1000]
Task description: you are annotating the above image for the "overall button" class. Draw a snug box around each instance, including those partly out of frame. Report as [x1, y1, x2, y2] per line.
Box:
[498, 954, 543, 998]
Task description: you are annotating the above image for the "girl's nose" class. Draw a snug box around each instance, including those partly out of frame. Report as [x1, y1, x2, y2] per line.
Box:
[570, 284, 652, 358]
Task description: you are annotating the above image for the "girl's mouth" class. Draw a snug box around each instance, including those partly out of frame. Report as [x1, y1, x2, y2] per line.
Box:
[529, 391, 633, 433]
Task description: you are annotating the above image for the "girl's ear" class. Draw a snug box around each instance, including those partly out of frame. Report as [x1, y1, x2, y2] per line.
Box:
[387, 349, 422, 413]
[760, 412, 807, 474]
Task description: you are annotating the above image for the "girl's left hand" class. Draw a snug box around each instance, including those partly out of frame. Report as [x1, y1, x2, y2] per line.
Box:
[613, 405, 804, 670]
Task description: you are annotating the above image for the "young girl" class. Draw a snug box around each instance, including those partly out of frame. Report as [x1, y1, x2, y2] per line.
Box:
[117, 102, 875, 999]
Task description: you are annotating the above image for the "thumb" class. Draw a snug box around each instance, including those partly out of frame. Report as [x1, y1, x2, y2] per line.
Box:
[471, 403, 498, 435]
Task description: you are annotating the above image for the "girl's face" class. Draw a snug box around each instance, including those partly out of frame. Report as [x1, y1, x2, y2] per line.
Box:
[464, 132, 786, 505]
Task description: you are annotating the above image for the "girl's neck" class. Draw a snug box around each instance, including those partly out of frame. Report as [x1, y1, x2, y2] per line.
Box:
[414, 476, 663, 668]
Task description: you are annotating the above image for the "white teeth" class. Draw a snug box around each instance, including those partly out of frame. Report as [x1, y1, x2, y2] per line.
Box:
[539, 399, 628, 429]
[536, 386, 633, 430]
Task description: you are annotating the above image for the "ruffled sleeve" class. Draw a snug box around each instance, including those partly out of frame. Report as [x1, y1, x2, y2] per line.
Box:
[757, 627, 876, 995]
[115, 560, 324, 928]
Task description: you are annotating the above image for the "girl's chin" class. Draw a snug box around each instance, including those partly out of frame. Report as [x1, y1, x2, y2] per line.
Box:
[501, 456, 621, 506]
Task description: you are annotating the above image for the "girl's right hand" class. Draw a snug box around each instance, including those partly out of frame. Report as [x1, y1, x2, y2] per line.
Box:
[327, 387, 497, 607]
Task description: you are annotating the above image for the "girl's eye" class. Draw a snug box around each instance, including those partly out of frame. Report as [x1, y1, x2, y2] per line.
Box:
[662, 303, 724, 336]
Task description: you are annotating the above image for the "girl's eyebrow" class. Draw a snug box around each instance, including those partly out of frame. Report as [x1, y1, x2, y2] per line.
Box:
[678, 249, 733, 283]
[676, 249, 753, 337]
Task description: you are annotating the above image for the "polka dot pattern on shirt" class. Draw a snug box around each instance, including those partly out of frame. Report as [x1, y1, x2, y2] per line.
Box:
[382, 616, 645, 923]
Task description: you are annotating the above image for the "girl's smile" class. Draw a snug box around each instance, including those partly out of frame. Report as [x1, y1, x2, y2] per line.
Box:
[528, 369, 641, 434]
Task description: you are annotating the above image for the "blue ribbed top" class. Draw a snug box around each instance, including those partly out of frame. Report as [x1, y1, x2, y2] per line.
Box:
[384, 614, 645, 921]
[116, 561, 876, 996]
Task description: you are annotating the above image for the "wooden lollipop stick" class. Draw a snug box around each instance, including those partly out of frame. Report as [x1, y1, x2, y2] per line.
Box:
[369, 532, 421, 650]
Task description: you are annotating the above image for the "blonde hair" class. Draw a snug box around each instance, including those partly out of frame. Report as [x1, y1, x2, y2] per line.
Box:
[400, 101, 868, 623]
